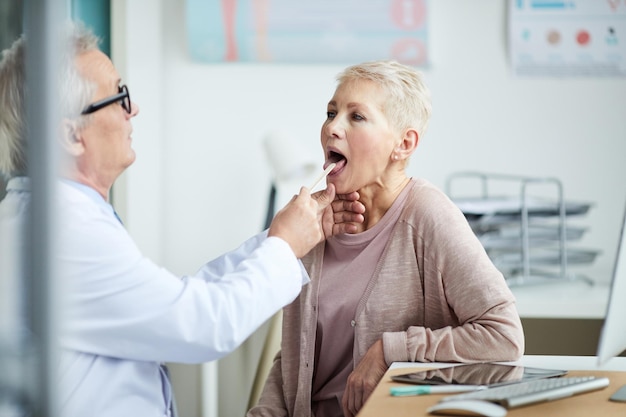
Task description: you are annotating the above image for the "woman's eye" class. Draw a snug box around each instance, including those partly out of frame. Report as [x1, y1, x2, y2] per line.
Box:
[326, 111, 336, 119]
[352, 113, 364, 121]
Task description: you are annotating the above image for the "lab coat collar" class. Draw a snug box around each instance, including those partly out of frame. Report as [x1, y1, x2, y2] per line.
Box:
[6, 176, 30, 192]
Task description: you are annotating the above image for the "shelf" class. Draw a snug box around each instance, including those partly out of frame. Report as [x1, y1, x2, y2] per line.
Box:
[454, 196, 591, 218]
[478, 225, 588, 251]
[446, 171, 599, 286]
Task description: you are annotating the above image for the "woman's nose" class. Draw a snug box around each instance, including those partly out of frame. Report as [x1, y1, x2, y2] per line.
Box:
[324, 117, 344, 138]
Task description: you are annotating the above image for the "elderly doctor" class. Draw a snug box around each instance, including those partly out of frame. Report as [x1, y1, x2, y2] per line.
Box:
[0, 23, 365, 417]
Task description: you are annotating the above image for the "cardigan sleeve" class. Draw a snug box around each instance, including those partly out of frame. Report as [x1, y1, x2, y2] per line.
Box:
[382, 182, 524, 363]
[246, 350, 290, 417]
[383, 300, 524, 363]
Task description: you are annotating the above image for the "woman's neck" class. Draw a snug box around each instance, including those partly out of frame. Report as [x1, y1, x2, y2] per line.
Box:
[356, 176, 410, 232]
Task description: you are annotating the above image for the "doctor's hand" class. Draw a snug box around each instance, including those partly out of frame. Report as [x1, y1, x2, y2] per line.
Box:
[342, 339, 388, 417]
[315, 187, 365, 238]
[268, 185, 335, 258]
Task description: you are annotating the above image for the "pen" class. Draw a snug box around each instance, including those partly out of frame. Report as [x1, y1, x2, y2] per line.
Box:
[390, 385, 483, 397]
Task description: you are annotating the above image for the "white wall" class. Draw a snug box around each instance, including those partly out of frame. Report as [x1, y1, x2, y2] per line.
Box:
[118, 1, 626, 416]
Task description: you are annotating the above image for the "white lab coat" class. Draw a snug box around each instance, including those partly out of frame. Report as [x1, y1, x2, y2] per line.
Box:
[1, 177, 309, 417]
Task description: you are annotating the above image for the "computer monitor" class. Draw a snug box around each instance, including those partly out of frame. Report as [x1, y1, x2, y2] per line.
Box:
[596, 205, 626, 365]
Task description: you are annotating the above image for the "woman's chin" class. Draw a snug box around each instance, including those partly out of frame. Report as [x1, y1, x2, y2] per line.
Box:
[332, 181, 357, 195]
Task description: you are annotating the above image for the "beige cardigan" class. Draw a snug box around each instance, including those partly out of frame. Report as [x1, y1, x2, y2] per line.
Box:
[248, 179, 524, 417]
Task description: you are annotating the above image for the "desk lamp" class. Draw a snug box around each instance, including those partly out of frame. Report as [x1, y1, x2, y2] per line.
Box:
[261, 130, 317, 228]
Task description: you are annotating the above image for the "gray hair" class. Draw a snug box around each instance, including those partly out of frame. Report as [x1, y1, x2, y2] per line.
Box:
[0, 22, 100, 179]
[59, 23, 100, 124]
[0, 36, 26, 178]
[336, 60, 432, 137]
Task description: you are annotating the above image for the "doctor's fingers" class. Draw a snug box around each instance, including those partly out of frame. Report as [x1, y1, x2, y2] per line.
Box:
[311, 184, 336, 211]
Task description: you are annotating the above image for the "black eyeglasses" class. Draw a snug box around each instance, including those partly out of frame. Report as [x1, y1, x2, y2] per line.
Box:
[81, 85, 131, 115]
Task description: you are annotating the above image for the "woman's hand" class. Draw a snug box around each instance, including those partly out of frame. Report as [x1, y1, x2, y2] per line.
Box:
[315, 186, 365, 238]
[342, 339, 388, 417]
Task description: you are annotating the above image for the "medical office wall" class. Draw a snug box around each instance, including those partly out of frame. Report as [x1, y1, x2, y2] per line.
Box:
[71, 0, 111, 57]
[114, 1, 626, 417]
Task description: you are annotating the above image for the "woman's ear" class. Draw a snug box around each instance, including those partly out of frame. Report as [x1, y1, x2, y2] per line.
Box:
[394, 128, 419, 161]
[60, 118, 85, 156]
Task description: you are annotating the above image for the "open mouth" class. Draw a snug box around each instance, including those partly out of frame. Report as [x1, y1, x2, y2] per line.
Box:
[325, 150, 347, 174]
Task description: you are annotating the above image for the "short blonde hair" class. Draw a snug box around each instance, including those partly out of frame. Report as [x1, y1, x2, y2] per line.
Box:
[336, 60, 432, 137]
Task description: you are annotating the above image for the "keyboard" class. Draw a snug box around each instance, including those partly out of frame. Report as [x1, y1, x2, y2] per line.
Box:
[440, 376, 610, 408]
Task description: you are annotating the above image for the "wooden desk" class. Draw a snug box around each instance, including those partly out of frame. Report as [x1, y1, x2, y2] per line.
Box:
[358, 357, 626, 417]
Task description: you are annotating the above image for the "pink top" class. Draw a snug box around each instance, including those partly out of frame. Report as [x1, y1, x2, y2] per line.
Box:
[311, 182, 412, 417]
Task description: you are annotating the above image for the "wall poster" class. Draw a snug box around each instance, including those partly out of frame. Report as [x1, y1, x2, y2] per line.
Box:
[509, 0, 626, 77]
[186, 0, 429, 66]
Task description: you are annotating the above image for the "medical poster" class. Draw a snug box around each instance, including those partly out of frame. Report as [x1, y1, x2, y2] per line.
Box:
[509, 0, 626, 77]
[186, 0, 429, 66]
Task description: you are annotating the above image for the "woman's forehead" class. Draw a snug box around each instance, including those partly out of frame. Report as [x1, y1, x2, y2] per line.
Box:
[332, 79, 386, 107]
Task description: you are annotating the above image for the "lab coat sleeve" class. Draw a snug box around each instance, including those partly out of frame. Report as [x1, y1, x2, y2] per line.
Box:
[59, 196, 310, 363]
[194, 230, 309, 287]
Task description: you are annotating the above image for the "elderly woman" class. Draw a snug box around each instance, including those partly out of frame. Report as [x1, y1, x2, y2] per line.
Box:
[248, 60, 524, 417]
